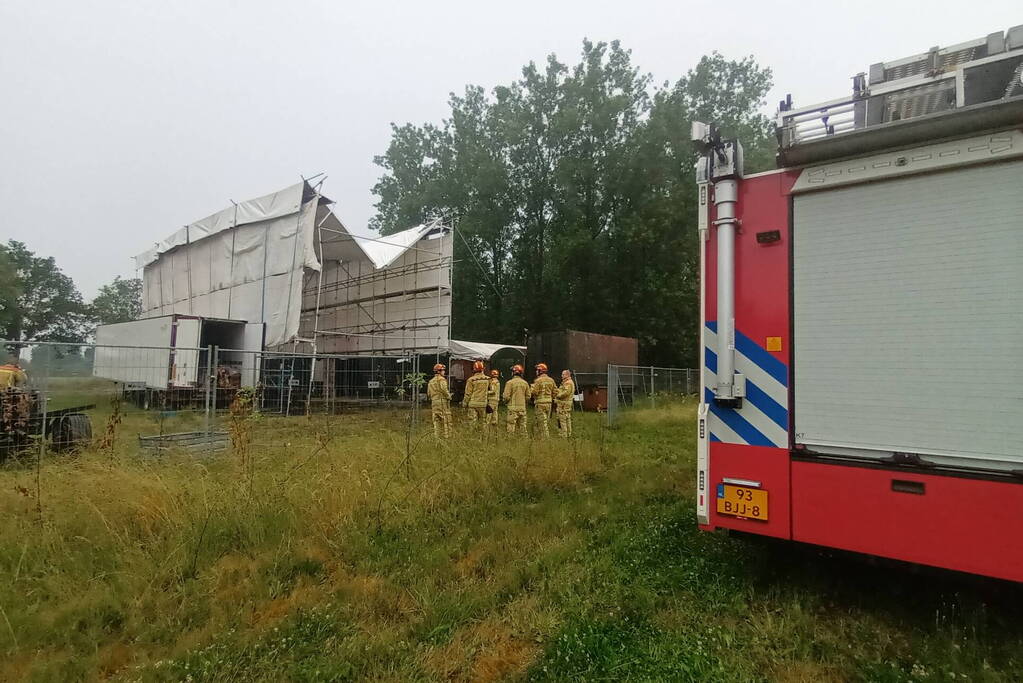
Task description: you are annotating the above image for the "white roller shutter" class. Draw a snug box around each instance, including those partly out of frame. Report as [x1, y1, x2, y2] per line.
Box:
[793, 159, 1023, 470]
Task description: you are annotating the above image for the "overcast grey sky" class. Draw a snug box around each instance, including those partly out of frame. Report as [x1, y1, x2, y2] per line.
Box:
[1, 1, 1018, 296]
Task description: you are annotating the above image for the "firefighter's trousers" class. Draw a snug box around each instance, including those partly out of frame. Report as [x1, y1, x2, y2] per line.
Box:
[534, 401, 553, 438]
[431, 400, 451, 439]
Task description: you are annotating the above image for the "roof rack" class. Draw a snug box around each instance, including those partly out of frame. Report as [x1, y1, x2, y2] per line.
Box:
[777, 25, 1023, 166]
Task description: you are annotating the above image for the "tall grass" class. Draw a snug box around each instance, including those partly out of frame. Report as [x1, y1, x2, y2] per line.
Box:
[0, 400, 1021, 681]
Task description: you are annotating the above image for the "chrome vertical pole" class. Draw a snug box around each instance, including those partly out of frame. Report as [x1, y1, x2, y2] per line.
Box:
[714, 178, 738, 400]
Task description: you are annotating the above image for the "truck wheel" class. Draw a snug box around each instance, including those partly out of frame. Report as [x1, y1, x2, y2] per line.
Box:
[52, 414, 93, 452]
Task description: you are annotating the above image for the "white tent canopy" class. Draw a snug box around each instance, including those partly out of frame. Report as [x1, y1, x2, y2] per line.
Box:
[448, 339, 526, 360]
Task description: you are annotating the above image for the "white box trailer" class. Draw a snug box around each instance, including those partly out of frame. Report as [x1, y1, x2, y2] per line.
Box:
[93, 315, 264, 390]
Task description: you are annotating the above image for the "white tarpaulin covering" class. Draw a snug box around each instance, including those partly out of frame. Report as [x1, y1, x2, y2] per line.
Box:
[138, 181, 454, 354]
[448, 339, 526, 360]
[137, 182, 320, 348]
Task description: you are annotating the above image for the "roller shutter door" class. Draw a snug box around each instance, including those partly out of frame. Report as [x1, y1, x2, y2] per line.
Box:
[793, 160, 1023, 470]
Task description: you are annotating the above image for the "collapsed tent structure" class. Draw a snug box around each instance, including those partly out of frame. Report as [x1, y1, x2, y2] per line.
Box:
[135, 180, 453, 355]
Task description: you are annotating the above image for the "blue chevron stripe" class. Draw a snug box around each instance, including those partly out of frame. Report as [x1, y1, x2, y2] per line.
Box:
[706, 321, 787, 387]
[704, 388, 776, 447]
[744, 379, 788, 430]
[734, 333, 788, 388]
[705, 347, 786, 431]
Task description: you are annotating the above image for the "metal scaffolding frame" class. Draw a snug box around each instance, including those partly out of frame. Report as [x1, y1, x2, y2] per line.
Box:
[300, 203, 454, 357]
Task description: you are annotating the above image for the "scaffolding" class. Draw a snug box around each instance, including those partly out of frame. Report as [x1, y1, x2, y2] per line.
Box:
[300, 204, 453, 356]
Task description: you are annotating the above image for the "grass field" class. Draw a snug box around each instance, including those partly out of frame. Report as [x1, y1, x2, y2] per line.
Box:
[1, 398, 1022, 681]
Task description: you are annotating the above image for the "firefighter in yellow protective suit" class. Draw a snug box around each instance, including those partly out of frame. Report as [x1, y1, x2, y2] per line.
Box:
[486, 369, 500, 429]
[427, 363, 452, 439]
[462, 360, 490, 431]
[555, 369, 575, 438]
[0, 363, 28, 389]
[530, 363, 557, 438]
[502, 364, 529, 435]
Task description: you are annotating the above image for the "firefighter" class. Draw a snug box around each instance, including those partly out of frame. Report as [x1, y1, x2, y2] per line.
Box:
[530, 362, 557, 438]
[486, 369, 501, 429]
[502, 364, 529, 435]
[427, 363, 452, 439]
[555, 369, 575, 438]
[0, 362, 28, 389]
[462, 360, 490, 431]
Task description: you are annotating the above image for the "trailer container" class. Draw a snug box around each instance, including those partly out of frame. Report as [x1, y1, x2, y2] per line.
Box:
[93, 315, 263, 405]
[526, 330, 638, 379]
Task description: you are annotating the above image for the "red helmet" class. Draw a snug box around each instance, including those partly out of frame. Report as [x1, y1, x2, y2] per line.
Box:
[490, 369, 500, 378]
[535, 362, 548, 374]
[473, 360, 485, 373]
[511, 364, 524, 375]
[433, 363, 446, 373]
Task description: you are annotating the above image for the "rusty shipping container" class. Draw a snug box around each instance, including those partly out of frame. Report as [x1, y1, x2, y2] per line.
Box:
[526, 330, 638, 382]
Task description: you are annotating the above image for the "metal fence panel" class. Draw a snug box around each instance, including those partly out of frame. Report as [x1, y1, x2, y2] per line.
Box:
[0, 340, 420, 460]
[224, 349, 415, 416]
[2, 340, 695, 455]
[1, 341, 217, 459]
[606, 364, 699, 427]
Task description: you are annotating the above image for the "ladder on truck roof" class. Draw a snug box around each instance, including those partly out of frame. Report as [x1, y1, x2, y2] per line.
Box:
[776, 25, 1023, 166]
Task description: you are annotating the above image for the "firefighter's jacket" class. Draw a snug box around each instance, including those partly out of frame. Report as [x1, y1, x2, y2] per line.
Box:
[502, 376, 530, 410]
[462, 372, 490, 408]
[531, 374, 557, 404]
[427, 375, 451, 404]
[555, 379, 575, 409]
[487, 378, 500, 408]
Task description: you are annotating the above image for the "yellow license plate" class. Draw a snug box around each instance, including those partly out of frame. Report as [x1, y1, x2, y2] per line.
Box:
[716, 484, 768, 521]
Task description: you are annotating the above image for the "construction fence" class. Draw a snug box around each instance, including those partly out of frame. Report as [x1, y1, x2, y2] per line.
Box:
[606, 365, 699, 427]
[1, 342, 696, 460]
[1, 340, 420, 460]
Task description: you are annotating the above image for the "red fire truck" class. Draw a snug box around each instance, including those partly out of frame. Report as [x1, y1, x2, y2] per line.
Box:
[695, 26, 1023, 582]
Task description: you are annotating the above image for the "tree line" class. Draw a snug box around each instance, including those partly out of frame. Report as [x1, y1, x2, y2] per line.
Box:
[371, 40, 775, 367]
[0, 240, 140, 350]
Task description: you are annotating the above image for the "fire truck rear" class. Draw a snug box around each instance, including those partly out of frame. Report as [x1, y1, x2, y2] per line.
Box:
[694, 26, 1023, 582]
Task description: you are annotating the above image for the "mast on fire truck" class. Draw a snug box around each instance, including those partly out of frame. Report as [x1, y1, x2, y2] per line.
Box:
[692, 123, 744, 408]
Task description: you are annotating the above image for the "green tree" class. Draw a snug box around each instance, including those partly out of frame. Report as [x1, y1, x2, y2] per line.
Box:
[0, 240, 88, 352]
[89, 276, 142, 326]
[0, 249, 19, 337]
[372, 42, 775, 366]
